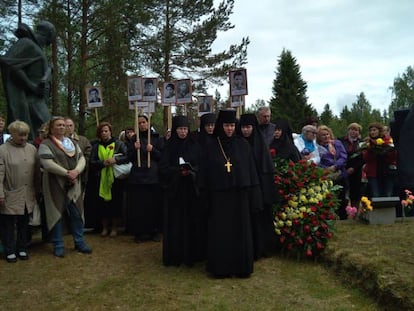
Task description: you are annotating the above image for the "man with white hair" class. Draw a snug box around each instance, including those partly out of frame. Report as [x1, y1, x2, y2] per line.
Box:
[257, 106, 276, 146]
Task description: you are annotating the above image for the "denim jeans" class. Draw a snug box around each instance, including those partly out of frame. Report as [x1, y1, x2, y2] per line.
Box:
[368, 177, 394, 197]
[51, 201, 86, 249]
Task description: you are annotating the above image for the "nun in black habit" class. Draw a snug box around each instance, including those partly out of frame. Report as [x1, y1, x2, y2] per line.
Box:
[191, 113, 216, 146]
[238, 113, 276, 259]
[200, 109, 262, 278]
[159, 115, 202, 266]
[269, 119, 301, 162]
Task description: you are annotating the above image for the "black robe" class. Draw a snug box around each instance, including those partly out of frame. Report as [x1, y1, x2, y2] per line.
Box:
[242, 129, 277, 259]
[159, 135, 202, 266]
[125, 130, 164, 237]
[201, 135, 261, 277]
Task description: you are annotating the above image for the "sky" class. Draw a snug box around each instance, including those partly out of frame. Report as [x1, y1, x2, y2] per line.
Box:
[212, 0, 414, 115]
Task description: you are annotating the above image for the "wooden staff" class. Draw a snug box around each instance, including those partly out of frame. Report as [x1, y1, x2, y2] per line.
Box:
[167, 105, 172, 132]
[147, 110, 151, 168]
[94, 108, 99, 127]
[135, 103, 141, 167]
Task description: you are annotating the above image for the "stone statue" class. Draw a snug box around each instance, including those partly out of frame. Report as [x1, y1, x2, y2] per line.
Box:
[0, 21, 56, 140]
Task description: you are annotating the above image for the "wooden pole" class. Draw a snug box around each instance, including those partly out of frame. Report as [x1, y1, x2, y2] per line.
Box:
[94, 108, 99, 127]
[147, 110, 151, 168]
[135, 103, 141, 167]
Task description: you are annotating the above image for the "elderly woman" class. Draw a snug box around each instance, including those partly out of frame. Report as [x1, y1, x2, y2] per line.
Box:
[0, 121, 40, 262]
[339, 123, 364, 207]
[294, 124, 320, 164]
[38, 116, 91, 257]
[316, 125, 348, 219]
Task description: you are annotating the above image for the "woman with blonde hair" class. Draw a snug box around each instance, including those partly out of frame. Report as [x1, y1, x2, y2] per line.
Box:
[316, 125, 348, 219]
[38, 116, 91, 257]
[0, 120, 40, 262]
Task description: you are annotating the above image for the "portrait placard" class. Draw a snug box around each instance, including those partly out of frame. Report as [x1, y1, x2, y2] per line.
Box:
[229, 69, 248, 96]
[197, 95, 213, 116]
[128, 101, 155, 113]
[231, 95, 244, 107]
[162, 81, 176, 105]
[176, 79, 192, 105]
[86, 86, 103, 108]
[142, 77, 158, 102]
[127, 76, 142, 101]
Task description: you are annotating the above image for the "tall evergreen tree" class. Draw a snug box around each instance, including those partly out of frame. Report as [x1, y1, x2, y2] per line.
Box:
[269, 49, 315, 132]
[134, 0, 249, 130]
[388, 65, 414, 116]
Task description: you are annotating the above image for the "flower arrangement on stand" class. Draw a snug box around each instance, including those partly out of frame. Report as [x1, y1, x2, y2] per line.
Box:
[273, 159, 341, 259]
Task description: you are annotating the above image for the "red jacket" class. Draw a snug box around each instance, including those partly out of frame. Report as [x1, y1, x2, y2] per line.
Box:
[362, 135, 397, 178]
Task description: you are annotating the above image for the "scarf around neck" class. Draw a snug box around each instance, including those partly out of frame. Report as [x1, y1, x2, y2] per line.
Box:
[98, 141, 115, 201]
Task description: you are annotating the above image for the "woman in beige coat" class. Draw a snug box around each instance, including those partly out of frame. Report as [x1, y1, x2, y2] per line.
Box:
[0, 121, 40, 263]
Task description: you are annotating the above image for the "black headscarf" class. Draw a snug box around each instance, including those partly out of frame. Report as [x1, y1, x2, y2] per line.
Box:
[213, 109, 237, 141]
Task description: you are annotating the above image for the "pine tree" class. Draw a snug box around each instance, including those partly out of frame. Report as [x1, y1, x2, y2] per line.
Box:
[135, 0, 249, 130]
[269, 49, 315, 133]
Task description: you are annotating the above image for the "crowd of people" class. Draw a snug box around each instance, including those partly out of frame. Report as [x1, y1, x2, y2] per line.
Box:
[0, 109, 397, 278]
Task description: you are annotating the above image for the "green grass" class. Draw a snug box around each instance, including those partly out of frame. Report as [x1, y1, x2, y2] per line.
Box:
[3, 219, 412, 310]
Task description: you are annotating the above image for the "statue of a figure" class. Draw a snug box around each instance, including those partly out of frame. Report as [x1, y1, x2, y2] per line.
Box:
[0, 21, 56, 140]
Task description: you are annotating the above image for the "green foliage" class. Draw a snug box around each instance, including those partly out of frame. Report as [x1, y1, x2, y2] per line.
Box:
[388, 65, 414, 117]
[135, 0, 249, 91]
[338, 92, 385, 138]
[269, 49, 316, 132]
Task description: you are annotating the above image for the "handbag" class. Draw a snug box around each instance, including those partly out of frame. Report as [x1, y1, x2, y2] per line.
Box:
[29, 202, 41, 226]
[113, 162, 132, 179]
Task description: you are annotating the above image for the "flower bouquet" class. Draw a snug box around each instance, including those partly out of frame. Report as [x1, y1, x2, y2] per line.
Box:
[401, 189, 414, 219]
[273, 159, 341, 259]
[355, 196, 373, 223]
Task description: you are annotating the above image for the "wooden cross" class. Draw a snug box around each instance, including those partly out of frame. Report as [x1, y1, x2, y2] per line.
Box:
[225, 160, 232, 173]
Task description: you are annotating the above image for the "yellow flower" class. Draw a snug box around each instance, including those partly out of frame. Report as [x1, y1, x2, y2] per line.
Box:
[299, 195, 307, 203]
[281, 212, 287, 220]
[376, 138, 384, 145]
[299, 206, 307, 212]
[286, 220, 292, 227]
[288, 200, 298, 208]
[275, 229, 281, 235]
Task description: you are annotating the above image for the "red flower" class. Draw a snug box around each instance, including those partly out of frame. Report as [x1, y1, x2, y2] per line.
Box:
[269, 148, 277, 157]
[306, 249, 313, 257]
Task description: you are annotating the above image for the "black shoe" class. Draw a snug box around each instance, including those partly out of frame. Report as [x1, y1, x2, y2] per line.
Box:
[17, 251, 29, 260]
[75, 244, 92, 254]
[6, 254, 17, 263]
